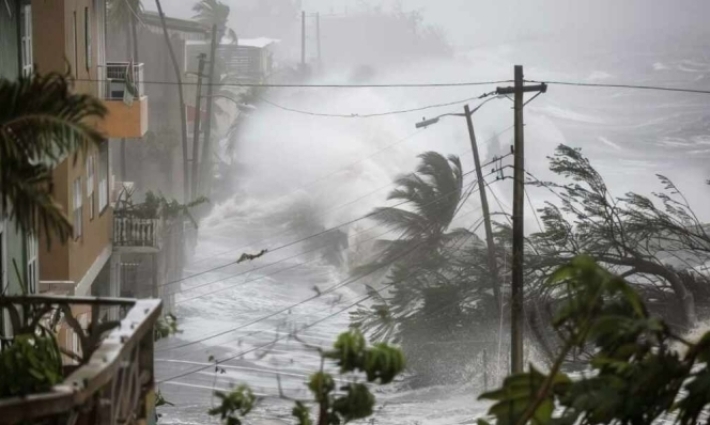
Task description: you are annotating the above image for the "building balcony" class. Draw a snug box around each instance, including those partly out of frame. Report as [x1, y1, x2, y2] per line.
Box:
[97, 62, 149, 139]
[113, 215, 163, 253]
[0, 295, 161, 424]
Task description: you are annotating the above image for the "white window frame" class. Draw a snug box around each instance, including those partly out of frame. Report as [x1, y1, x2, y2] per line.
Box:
[86, 154, 95, 220]
[73, 177, 83, 239]
[84, 6, 91, 70]
[26, 234, 38, 295]
[98, 141, 109, 212]
[20, 4, 33, 76]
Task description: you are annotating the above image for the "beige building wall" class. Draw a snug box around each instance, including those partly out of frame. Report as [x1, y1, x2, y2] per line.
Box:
[33, 0, 112, 292]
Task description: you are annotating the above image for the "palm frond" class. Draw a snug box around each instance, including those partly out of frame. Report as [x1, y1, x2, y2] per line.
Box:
[192, 0, 230, 29]
[0, 72, 106, 244]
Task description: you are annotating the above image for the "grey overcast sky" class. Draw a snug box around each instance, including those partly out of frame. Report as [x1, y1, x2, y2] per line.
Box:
[148, 0, 710, 47]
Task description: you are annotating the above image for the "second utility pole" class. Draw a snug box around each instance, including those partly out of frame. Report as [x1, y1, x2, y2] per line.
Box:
[199, 24, 218, 197]
[464, 104, 502, 313]
[495, 65, 547, 374]
[190, 53, 206, 201]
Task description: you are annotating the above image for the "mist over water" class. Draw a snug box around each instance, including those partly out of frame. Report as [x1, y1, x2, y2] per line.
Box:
[153, 2, 710, 423]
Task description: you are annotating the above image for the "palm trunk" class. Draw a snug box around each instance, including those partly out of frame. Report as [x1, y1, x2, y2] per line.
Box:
[155, 0, 190, 202]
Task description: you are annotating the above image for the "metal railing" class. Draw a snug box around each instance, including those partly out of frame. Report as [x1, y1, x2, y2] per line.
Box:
[114, 216, 162, 249]
[102, 62, 145, 100]
[0, 295, 162, 425]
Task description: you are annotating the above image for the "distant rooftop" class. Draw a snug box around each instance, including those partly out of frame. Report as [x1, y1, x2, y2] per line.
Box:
[186, 37, 280, 48]
[142, 11, 206, 35]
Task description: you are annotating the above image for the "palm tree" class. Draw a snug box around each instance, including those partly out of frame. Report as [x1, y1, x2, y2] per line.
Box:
[0, 72, 106, 243]
[363, 151, 468, 271]
[192, 0, 230, 36]
[351, 152, 471, 337]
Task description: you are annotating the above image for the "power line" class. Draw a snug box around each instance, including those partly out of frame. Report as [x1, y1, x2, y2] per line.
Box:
[529, 79, 710, 96]
[157, 177, 501, 354]
[160, 157, 511, 288]
[160, 205, 487, 359]
[74, 77, 513, 89]
[163, 170, 492, 299]
[156, 221, 486, 383]
[157, 212, 461, 353]
[256, 90, 499, 118]
[173, 202, 486, 310]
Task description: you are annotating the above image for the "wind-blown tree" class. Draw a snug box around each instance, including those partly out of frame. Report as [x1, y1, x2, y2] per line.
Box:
[0, 72, 106, 243]
[525, 145, 710, 362]
[193, 0, 233, 39]
[350, 152, 495, 385]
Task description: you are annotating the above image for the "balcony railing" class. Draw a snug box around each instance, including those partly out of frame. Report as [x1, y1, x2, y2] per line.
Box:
[103, 62, 145, 100]
[0, 295, 162, 425]
[114, 216, 163, 250]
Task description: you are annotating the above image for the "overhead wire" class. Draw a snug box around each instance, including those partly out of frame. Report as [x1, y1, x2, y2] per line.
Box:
[74, 77, 513, 89]
[160, 204, 488, 359]
[528, 79, 710, 96]
[256, 90, 500, 118]
[163, 170, 497, 301]
[158, 175, 504, 353]
[160, 156, 512, 289]
[156, 214, 489, 383]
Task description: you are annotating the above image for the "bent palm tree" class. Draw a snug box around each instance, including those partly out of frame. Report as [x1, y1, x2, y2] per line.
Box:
[364, 151, 468, 271]
[192, 0, 230, 36]
[351, 152, 471, 334]
[0, 72, 106, 242]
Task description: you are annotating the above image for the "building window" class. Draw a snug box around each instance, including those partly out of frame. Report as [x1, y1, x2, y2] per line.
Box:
[20, 4, 33, 76]
[73, 11, 78, 75]
[98, 141, 109, 212]
[26, 235, 37, 294]
[73, 177, 83, 239]
[84, 7, 91, 70]
[86, 154, 95, 220]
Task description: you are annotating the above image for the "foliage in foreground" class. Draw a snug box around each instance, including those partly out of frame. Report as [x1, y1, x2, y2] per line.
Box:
[0, 72, 106, 244]
[208, 330, 405, 425]
[0, 333, 63, 398]
[479, 256, 710, 425]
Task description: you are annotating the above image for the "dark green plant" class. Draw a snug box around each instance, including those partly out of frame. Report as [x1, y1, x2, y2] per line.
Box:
[0, 72, 107, 244]
[0, 333, 63, 397]
[208, 330, 404, 425]
[154, 313, 181, 342]
[478, 255, 710, 425]
[115, 189, 208, 228]
[208, 385, 256, 425]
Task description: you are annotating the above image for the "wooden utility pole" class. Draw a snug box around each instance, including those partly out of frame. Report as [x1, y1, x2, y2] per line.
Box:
[510, 65, 525, 374]
[495, 66, 547, 374]
[190, 53, 206, 201]
[464, 104, 502, 313]
[199, 24, 218, 197]
[316, 12, 322, 65]
[301, 11, 306, 67]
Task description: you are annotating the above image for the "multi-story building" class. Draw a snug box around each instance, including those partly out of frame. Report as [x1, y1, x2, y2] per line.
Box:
[20, 0, 150, 343]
